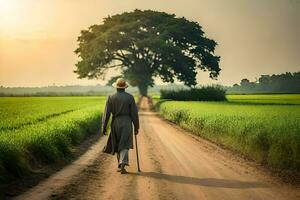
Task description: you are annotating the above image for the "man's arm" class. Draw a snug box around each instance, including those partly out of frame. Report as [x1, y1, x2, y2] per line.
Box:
[102, 96, 112, 135]
[130, 96, 139, 135]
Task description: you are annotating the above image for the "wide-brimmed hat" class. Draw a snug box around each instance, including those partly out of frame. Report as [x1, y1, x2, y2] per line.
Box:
[112, 78, 129, 89]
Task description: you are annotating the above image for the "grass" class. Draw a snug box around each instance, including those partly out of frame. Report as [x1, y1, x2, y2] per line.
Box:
[155, 94, 300, 171]
[0, 97, 105, 183]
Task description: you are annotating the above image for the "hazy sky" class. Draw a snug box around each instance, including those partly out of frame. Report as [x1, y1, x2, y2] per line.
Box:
[0, 0, 299, 87]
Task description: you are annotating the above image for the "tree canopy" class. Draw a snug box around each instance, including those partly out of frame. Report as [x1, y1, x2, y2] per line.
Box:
[74, 9, 221, 96]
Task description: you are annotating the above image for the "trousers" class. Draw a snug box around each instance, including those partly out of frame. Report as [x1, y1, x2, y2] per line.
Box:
[117, 149, 129, 167]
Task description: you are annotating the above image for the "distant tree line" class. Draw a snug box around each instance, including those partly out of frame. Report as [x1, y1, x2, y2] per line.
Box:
[0, 84, 163, 97]
[228, 71, 300, 94]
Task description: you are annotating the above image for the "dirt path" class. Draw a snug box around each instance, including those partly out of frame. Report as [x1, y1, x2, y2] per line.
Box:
[16, 97, 300, 200]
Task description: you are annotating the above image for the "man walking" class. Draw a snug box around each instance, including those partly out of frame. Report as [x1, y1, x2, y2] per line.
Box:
[102, 78, 139, 174]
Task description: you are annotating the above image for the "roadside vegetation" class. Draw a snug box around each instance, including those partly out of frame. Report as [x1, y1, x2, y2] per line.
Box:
[155, 94, 300, 171]
[160, 86, 226, 101]
[0, 97, 105, 183]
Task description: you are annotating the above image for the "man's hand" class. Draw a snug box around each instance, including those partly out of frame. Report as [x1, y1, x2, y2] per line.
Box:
[134, 129, 139, 135]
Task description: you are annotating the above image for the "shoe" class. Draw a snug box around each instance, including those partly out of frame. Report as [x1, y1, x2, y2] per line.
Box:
[121, 168, 128, 174]
[120, 164, 128, 174]
[117, 163, 121, 172]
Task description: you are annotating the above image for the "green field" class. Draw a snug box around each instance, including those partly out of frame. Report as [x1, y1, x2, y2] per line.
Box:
[156, 94, 300, 170]
[0, 97, 105, 182]
[227, 94, 300, 105]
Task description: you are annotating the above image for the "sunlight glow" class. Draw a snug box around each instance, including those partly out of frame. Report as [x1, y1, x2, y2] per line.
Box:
[0, 0, 23, 32]
[0, 0, 28, 38]
[0, 0, 20, 18]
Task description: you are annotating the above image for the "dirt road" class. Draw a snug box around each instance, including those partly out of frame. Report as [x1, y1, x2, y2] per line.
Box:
[17, 97, 299, 200]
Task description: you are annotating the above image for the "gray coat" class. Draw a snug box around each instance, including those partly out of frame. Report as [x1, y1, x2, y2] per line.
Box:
[102, 91, 139, 154]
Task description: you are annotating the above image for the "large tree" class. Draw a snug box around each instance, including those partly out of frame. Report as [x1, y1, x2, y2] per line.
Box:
[74, 9, 221, 96]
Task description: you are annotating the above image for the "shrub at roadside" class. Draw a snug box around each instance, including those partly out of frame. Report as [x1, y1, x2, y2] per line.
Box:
[160, 86, 226, 101]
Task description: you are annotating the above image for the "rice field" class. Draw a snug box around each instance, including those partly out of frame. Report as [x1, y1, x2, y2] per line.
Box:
[0, 97, 105, 182]
[227, 94, 300, 105]
[156, 94, 300, 170]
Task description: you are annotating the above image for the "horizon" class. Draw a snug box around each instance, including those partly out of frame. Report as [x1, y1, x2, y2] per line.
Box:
[1, 0, 299, 87]
[1, 70, 299, 88]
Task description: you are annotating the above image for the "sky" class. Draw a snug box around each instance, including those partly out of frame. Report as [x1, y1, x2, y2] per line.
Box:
[0, 0, 299, 87]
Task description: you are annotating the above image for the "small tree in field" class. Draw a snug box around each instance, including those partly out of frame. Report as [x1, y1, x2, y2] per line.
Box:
[74, 9, 221, 96]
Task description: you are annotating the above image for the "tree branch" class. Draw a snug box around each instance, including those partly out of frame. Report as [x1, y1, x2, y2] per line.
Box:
[107, 63, 123, 68]
[115, 53, 131, 66]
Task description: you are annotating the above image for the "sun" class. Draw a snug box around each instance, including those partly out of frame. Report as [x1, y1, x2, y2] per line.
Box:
[0, 0, 19, 15]
[0, 0, 24, 27]
[0, 0, 25, 37]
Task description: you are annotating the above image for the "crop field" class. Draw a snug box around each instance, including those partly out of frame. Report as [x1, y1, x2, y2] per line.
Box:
[156, 94, 300, 170]
[0, 97, 105, 182]
[227, 94, 300, 105]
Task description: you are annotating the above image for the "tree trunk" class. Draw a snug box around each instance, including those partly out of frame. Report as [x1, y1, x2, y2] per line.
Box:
[138, 84, 148, 97]
[128, 61, 151, 97]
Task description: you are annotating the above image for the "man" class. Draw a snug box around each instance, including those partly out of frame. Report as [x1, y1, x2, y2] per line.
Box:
[102, 78, 139, 174]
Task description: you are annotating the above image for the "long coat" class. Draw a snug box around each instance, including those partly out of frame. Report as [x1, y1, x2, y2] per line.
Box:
[102, 91, 139, 155]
